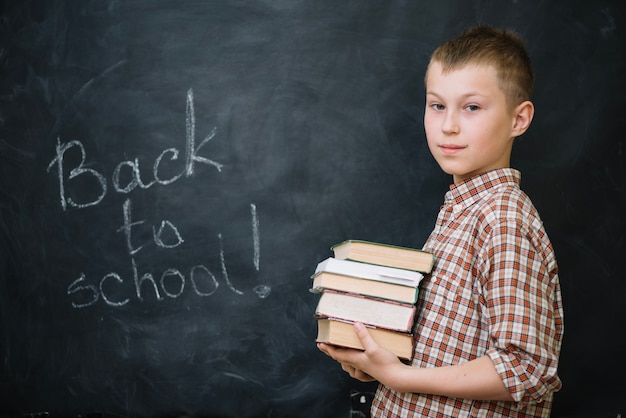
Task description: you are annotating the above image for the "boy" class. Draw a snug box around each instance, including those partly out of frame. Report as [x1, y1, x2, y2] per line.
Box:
[318, 25, 564, 417]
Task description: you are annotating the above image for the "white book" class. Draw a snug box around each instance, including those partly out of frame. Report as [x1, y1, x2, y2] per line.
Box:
[315, 290, 416, 332]
[314, 257, 424, 287]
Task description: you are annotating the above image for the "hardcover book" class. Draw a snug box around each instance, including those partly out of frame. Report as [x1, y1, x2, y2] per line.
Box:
[311, 271, 419, 304]
[314, 257, 424, 287]
[315, 290, 416, 333]
[316, 317, 415, 360]
[331, 240, 434, 273]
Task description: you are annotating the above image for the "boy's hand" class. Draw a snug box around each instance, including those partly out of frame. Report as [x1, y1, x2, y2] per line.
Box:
[317, 322, 404, 385]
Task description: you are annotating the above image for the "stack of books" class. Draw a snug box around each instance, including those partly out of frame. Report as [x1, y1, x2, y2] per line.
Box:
[312, 240, 434, 361]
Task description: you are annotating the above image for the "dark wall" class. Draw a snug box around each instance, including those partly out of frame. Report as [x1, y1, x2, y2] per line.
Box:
[1, 1, 624, 417]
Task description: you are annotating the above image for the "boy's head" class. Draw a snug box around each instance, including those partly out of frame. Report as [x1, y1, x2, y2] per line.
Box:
[426, 25, 534, 109]
[423, 25, 536, 184]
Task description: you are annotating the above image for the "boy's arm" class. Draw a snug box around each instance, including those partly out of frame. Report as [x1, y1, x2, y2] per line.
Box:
[318, 322, 513, 401]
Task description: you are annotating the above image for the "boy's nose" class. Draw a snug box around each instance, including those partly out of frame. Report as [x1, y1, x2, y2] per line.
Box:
[442, 111, 460, 134]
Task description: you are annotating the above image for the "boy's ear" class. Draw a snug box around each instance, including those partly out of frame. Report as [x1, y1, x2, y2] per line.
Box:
[511, 100, 534, 137]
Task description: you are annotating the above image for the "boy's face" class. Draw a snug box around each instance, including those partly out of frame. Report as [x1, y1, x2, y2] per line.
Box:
[424, 61, 524, 184]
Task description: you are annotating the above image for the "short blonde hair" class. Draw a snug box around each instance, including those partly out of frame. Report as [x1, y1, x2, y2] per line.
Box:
[426, 25, 534, 108]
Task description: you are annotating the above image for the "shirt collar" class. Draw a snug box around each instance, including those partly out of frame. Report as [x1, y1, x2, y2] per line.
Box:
[444, 168, 521, 208]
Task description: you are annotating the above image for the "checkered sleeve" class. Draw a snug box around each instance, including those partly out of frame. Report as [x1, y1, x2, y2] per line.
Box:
[479, 213, 563, 406]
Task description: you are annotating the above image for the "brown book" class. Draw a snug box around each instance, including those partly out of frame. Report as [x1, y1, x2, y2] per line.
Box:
[311, 271, 419, 304]
[332, 240, 434, 273]
[316, 318, 414, 360]
[315, 290, 416, 333]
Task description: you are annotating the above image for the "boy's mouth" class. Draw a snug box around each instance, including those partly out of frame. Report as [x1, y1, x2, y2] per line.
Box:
[439, 144, 466, 155]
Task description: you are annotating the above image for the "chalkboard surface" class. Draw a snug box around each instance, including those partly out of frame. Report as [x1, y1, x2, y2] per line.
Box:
[1, 1, 624, 417]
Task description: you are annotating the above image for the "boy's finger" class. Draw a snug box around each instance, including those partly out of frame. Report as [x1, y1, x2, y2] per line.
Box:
[353, 322, 378, 351]
[317, 343, 329, 355]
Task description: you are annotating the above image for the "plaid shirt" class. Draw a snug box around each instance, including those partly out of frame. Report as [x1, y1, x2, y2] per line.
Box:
[371, 168, 564, 417]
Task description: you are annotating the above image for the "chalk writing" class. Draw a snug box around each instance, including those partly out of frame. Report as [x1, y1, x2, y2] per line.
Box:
[250, 203, 260, 271]
[118, 198, 185, 255]
[249, 203, 271, 299]
[47, 138, 107, 210]
[186, 88, 223, 174]
[66, 254, 235, 308]
[47, 88, 221, 209]
[49, 88, 269, 308]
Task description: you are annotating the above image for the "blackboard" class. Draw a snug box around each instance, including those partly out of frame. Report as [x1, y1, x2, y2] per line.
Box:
[1, 1, 624, 417]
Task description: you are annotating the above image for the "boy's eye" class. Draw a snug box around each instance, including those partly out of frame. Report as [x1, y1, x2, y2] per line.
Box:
[430, 103, 445, 111]
[465, 104, 480, 111]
